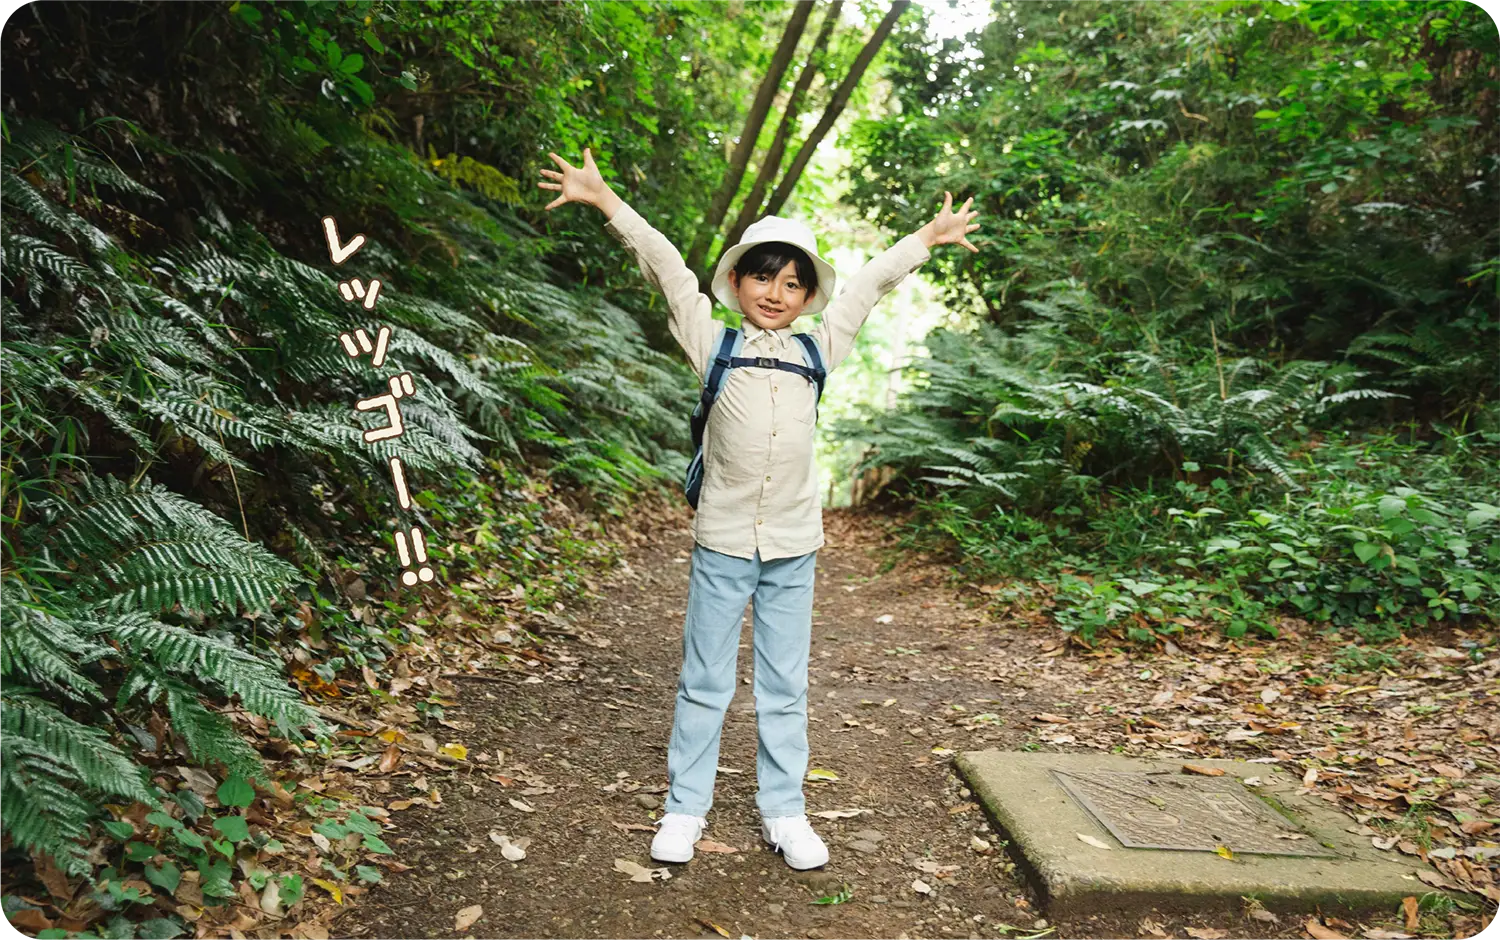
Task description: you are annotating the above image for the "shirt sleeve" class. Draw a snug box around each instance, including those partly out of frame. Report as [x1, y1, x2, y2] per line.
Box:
[810, 232, 931, 374]
[603, 201, 719, 381]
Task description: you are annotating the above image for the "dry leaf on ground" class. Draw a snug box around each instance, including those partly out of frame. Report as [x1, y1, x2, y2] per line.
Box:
[1402, 896, 1419, 931]
[1076, 833, 1112, 850]
[1306, 917, 1348, 940]
[613, 858, 670, 883]
[1182, 763, 1226, 777]
[454, 905, 482, 931]
[694, 839, 738, 853]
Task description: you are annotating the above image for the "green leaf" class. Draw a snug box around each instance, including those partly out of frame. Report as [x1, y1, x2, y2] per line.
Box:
[291, 55, 317, 71]
[343, 812, 380, 836]
[145, 811, 180, 830]
[361, 29, 385, 54]
[217, 776, 254, 809]
[1378, 495, 1407, 518]
[125, 840, 157, 862]
[172, 827, 206, 851]
[212, 815, 250, 843]
[102, 820, 134, 840]
[362, 833, 395, 854]
[144, 860, 182, 894]
[340, 53, 364, 75]
[231, 2, 262, 26]
[135, 918, 184, 940]
[314, 819, 348, 840]
[1353, 541, 1381, 564]
[174, 790, 206, 822]
[355, 864, 383, 883]
[279, 873, 305, 907]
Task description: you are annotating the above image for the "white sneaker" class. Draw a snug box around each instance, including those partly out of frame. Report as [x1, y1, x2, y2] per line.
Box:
[650, 812, 707, 863]
[761, 814, 829, 870]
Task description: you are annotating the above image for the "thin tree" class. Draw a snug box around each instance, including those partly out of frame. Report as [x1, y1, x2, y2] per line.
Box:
[758, 0, 911, 222]
[683, 0, 815, 278]
[719, 0, 844, 263]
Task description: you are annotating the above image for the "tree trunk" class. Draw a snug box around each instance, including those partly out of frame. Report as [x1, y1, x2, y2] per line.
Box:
[760, 0, 910, 222]
[718, 0, 844, 264]
[684, 0, 815, 280]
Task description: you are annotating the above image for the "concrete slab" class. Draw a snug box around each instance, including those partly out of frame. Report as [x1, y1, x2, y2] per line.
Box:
[955, 749, 1431, 918]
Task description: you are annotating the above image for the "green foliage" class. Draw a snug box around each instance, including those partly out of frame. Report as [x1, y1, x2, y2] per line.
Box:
[828, 0, 1498, 641]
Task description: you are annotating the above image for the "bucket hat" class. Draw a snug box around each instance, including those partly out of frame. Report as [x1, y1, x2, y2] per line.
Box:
[710, 216, 837, 316]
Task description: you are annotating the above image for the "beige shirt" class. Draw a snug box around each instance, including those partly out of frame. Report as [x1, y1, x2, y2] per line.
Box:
[604, 201, 931, 561]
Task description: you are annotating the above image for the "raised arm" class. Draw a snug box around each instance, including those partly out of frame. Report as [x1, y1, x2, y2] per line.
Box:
[811, 190, 982, 374]
[539, 148, 719, 380]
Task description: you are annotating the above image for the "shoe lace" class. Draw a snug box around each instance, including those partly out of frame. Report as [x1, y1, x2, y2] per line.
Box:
[768, 814, 816, 845]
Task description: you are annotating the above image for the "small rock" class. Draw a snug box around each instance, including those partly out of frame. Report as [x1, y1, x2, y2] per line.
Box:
[767, 904, 784, 915]
[847, 840, 881, 855]
[851, 828, 887, 843]
[892, 900, 913, 909]
[634, 794, 660, 810]
[970, 836, 991, 853]
[1033, 919, 1048, 929]
[871, 896, 888, 904]
[959, 787, 971, 798]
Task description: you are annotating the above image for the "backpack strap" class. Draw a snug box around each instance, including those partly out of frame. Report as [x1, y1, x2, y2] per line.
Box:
[790, 332, 827, 405]
[690, 325, 743, 449]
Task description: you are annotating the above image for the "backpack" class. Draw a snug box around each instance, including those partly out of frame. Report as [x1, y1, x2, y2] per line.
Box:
[684, 325, 827, 509]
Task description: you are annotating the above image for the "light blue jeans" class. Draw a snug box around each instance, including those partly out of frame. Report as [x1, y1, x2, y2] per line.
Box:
[664, 544, 817, 820]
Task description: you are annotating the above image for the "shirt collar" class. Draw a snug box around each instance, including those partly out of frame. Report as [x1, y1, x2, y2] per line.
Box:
[742, 320, 792, 349]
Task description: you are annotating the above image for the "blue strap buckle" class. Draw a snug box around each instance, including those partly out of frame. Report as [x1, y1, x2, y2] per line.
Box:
[755, 356, 776, 369]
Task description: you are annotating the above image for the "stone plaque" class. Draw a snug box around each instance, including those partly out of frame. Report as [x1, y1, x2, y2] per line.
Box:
[1051, 770, 1337, 857]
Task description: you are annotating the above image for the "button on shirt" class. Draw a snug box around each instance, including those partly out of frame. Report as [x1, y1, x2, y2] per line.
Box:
[604, 201, 931, 561]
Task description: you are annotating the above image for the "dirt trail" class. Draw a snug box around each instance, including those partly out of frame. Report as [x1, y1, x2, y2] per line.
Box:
[354, 510, 1464, 940]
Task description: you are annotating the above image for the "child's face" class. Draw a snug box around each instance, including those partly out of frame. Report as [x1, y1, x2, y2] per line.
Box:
[730, 261, 817, 331]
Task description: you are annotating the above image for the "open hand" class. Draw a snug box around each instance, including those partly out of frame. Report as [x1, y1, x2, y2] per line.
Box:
[928, 191, 982, 253]
[538, 147, 610, 211]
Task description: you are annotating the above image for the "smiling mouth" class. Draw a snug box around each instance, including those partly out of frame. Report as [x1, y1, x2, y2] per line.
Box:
[759, 305, 784, 315]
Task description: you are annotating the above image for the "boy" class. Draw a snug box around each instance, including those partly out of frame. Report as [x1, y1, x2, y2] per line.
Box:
[539, 147, 980, 869]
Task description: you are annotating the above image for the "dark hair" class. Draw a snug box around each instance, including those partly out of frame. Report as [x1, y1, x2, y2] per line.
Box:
[733, 241, 819, 299]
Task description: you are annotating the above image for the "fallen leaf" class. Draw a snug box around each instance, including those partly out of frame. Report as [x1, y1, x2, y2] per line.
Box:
[1306, 918, 1348, 940]
[696, 917, 732, 938]
[811, 809, 868, 819]
[1362, 931, 1414, 939]
[508, 798, 534, 813]
[5, 909, 52, 932]
[1033, 713, 1070, 724]
[439, 742, 468, 761]
[611, 821, 655, 833]
[310, 878, 343, 905]
[694, 839, 738, 854]
[454, 904, 482, 931]
[1214, 844, 1235, 860]
[488, 832, 528, 861]
[378, 745, 403, 774]
[1186, 929, 1226, 940]
[1076, 833, 1112, 850]
[1182, 764, 1226, 777]
[613, 858, 670, 883]
[1249, 908, 1281, 924]
[1402, 896, 1418, 932]
[806, 769, 839, 782]
[875, 614, 894, 624]
[1303, 767, 1320, 787]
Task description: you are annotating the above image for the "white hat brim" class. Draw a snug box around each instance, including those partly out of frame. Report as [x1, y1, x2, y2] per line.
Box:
[711, 239, 836, 316]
